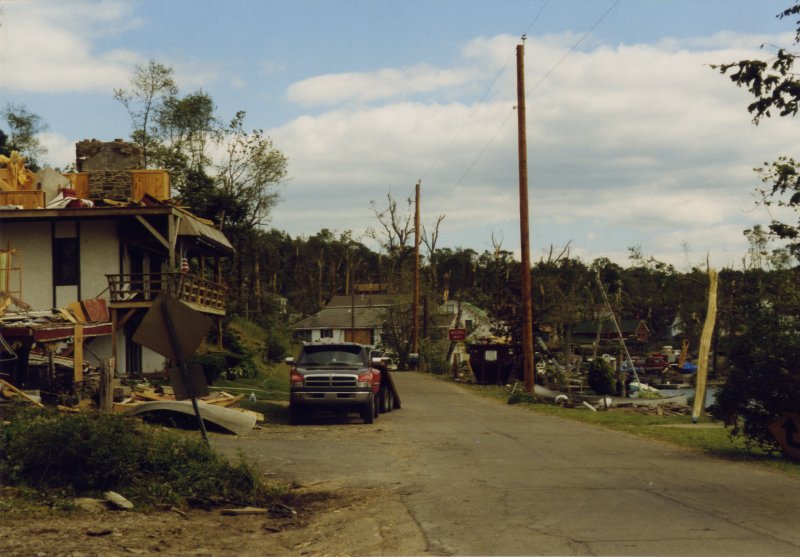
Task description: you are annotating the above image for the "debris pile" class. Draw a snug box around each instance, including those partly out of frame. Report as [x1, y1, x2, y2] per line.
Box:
[113, 383, 263, 435]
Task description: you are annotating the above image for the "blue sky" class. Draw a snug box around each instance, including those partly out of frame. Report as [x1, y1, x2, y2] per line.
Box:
[2, 0, 799, 270]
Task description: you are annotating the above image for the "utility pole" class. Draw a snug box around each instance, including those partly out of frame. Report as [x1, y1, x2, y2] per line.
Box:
[516, 39, 535, 394]
[412, 181, 421, 360]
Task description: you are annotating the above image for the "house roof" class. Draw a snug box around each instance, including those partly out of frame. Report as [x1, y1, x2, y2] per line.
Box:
[292, 306, 387, 330]
[325, 294, 397, 308]
[0, 205, 234, 256]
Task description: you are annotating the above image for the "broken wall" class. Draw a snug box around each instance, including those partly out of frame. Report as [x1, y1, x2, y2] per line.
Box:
[75, 139, 144, 201]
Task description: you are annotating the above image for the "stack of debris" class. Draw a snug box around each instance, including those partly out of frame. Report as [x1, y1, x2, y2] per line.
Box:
[113, 383, 263, 435]
[0, 298, 113, 407]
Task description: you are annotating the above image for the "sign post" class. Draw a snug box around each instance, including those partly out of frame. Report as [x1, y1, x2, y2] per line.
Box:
[133, 294, 213, 445]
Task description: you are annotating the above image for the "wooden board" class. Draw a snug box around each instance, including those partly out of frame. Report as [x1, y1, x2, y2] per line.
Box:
[131, 170, 170, 201]
[0, 190, 45, 208]
[63, 173, 90, 199]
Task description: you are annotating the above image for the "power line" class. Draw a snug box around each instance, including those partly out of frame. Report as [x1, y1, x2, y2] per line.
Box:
[430, 0, 620, 213]
[420, 0, 551, 184]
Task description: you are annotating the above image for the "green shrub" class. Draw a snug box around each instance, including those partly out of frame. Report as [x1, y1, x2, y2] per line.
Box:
[0, 405, 285, 509]
[188, 352, 229, 384]
[587, 358, 616, 395]
[712, 295, 800, 453]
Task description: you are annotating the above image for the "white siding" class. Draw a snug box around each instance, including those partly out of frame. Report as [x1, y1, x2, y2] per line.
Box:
[0, 221, 53, 309]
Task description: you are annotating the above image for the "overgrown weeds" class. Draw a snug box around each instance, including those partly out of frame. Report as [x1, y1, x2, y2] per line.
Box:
[0, 403, 288, 510]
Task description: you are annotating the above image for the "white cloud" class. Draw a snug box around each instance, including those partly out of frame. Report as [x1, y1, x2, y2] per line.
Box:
[38, 132, 76, 170]
[286, 64, 484, 107]
[0, 0, 141, 92]
[271, 30, 799, 268]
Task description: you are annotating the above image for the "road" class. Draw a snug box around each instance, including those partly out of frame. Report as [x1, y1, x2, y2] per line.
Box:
[214, 372, 800, 556]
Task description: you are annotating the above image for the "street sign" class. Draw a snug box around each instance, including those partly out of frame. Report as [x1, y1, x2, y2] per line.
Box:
[133, 293, 212, 361]
[768, 413, 800, 461]
[448, 328, 466, 341]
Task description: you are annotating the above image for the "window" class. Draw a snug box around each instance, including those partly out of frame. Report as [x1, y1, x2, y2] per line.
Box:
[320, 329, 333, 338]
[53, 238, 79, 285]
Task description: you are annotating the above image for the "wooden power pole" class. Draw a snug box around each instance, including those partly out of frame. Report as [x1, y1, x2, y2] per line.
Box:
[517, 40, 535, 394]
[412, 181, 421, 359]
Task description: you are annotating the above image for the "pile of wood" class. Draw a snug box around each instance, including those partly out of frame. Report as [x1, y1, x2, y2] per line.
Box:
[0, 152, 43, 208]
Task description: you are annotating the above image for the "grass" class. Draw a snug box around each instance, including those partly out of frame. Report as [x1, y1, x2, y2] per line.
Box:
[452, 380, 800, 476]
[209, 319, 293, 422]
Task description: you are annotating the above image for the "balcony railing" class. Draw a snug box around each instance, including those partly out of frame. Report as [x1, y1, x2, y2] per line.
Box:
[106, 272, 227, 315]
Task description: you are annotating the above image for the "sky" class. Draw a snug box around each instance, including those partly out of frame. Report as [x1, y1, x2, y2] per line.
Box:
[2, 0, 800, 270]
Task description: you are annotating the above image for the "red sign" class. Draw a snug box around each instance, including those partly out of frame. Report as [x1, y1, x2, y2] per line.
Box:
[448, 328, 467, 341]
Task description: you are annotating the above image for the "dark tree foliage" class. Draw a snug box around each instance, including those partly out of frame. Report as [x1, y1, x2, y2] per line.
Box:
[587, 358, 616, 396]
[713, 3, 800, 260]
[710, 3, 800, 452]
[712, 272, 800, 453]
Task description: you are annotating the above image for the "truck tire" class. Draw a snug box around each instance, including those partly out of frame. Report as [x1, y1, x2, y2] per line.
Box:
[361, 395, 375, 424]
[383, 387, 393, 412]
[379, 386, 389, 413]
[289, 404, 304, 425]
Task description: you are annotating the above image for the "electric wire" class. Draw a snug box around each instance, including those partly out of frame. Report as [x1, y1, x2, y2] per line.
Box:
[429, 0, 620, 213]
[419, 0, 552, 184]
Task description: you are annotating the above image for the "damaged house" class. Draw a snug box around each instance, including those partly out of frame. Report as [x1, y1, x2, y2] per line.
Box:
[0, 140, 233, 406]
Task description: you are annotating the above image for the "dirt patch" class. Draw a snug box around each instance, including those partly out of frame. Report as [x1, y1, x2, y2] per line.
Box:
[0, 484, 428, 556]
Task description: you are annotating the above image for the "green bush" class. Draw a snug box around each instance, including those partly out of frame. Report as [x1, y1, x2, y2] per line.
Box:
[0, 405, 285, 509]
[712, 297, 800, 453]
[587, 358, 616, 395]
[189, 352, 229, 384]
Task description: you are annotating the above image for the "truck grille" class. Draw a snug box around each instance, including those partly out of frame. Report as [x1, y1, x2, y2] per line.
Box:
[304, 374, 358, 388]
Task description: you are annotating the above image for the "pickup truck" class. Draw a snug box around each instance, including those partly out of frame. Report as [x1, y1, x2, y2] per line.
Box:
[285, 342, 396, 424]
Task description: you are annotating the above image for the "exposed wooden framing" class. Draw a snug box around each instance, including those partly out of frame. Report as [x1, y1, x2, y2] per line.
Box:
[135, 215, 169, 251]
[73, 324, 84, 383]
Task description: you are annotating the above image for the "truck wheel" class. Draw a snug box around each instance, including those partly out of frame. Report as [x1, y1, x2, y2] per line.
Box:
[379, 387, 388, 413]
[361, 395, 375, 424]
[289, 405, 304, 425]
[384, 387, 393, 412]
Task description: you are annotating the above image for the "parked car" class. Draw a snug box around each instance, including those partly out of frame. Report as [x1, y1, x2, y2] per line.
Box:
[285, 342, 383, 424]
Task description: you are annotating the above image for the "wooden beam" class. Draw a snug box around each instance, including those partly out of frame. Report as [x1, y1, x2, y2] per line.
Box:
[135, 215, 169, 250]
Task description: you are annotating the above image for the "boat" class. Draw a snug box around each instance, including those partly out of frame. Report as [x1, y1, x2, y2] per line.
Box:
[533, 384, 689, 409]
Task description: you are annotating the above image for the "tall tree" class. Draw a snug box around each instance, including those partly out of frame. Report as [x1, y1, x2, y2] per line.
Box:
[216, 111, 287, 230]
[1, 103, 48, 170]
[711, 2, 800, 451]
[712, 3, 800, 260]
[114, 60, 177, 167]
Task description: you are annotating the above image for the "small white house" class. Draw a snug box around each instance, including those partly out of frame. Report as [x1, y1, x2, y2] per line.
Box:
[291, 294, 395, 347]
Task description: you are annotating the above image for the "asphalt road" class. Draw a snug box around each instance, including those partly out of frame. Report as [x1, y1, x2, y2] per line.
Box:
[215, 372, 800, 556]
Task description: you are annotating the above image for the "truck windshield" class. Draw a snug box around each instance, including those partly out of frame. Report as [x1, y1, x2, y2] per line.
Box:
[298, 346, 365, 366]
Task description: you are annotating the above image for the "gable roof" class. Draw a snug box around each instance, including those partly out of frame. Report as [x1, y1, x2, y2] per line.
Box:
[325, 294, 397, 308]
[292, 305, 387, 330]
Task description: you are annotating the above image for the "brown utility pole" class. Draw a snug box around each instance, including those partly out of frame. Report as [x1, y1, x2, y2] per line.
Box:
[412, 181, 421, 358]
[516, 40, 535, 394]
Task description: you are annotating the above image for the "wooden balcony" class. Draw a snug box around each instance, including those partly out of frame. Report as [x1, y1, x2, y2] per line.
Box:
[106, 272, 227, 316]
